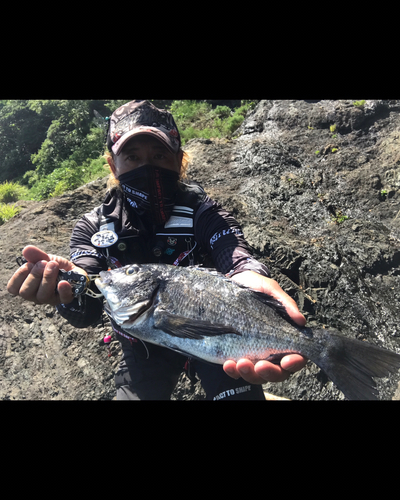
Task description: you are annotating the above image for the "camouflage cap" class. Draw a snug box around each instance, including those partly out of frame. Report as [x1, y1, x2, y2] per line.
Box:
[106, 100, 181, 155]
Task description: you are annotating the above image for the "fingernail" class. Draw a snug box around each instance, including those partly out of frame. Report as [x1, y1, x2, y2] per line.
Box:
[225, 368, 240, 380]
[240, 366, 250, 374]
[47, 262, 58, 271]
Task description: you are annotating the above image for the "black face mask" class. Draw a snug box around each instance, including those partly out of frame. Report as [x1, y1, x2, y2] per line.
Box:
[118, 164, 179, 226]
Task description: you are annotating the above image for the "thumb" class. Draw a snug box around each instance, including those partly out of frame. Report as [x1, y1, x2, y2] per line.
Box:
[57, 280, 75, 304]
[268, 287, 306, 327]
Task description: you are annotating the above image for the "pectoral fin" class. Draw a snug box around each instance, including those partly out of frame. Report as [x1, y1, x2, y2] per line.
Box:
[154, 311, 242, 340]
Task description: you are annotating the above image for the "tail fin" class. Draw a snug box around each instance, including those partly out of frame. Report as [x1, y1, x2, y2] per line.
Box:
[310, 330, 400, 400]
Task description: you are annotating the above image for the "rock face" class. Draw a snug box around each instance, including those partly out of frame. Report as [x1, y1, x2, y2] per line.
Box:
[1, 99, 400, 400]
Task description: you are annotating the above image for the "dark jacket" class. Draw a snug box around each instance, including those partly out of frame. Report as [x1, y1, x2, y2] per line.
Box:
[56, 181, 270, 328]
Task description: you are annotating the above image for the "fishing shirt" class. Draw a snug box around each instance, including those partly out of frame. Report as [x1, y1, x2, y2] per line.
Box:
[56, 180, 271, 328]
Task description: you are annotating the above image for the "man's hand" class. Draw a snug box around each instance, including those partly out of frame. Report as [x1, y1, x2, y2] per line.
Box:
[223, 271, 308, 384]
[7, 245, 87, 306]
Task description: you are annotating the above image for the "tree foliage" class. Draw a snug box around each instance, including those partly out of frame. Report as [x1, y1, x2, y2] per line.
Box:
[30, 100, 108, 176]
[0, 100, 53, 182]
[0, 99, 256, 204]
[0, 100, 110, 183]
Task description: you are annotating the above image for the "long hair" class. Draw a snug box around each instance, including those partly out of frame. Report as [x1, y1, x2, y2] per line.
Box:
[103, 149, 192, 191]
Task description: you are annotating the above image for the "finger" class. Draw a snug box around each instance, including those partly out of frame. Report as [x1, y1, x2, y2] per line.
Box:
[236, 359, 272, 384]
[282, 301, 306, 327]
[224, 356, 306, 384]
[7, 261, 35, 295]
[230, 272, 306, 327]
[268, 287, 306, 327]
[23, 246, 81, 275]
[36, 261, 62, 305]
[224, 358, 290, 384]
[22, 245, 50, 264]
[223, 360, 241, 379]
[280, 354, 308, 373]
[57, 280, 75, 304]
[19, 260, 48, 302]
[253, 360, 292, 383]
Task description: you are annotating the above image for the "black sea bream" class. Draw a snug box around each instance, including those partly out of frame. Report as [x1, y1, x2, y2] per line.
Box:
[95, 263, 400, 400]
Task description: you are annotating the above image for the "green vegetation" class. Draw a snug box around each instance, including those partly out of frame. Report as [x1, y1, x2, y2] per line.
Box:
[0, 100, 256, 201]
[169, 100, 256, 145]
[0, 100, 258, 223]
[0, 181, 29, 203]
[0, 99, 110, 203]
[331, 210, 348, 224]
[330, 124, 338, 139]
[353, 100, 366, 107]
[0, 203, 20, 225]
[27, 156, 109, 200]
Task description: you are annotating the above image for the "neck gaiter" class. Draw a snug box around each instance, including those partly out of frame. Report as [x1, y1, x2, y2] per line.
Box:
[118, 165, 179, 226]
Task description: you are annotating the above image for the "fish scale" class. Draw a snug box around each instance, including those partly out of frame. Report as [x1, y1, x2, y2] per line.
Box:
[95, 263, 400, 400]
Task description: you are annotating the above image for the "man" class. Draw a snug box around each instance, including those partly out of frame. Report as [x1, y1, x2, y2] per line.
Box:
[7, 100, 307, 400]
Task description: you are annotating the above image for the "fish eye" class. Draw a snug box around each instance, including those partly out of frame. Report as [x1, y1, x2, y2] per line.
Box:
[126, 265, 140, 276]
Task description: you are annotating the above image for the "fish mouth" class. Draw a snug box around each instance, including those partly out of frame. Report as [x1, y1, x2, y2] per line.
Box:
[105, 299, 153, 326]
[94, 278, 120, 307]
[95, 277, 158, 326]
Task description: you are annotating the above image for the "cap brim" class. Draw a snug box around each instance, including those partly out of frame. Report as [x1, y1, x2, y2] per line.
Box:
[111, 128, 178, 156]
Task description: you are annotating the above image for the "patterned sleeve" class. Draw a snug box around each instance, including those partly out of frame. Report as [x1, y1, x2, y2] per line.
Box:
[194, 197, 271, 278]
[55, 213, 107, 328]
